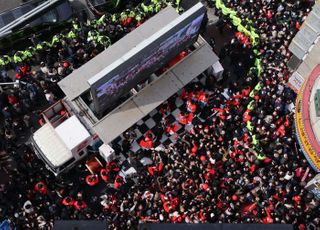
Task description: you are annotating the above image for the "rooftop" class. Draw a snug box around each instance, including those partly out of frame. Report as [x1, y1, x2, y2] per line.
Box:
[295, 64, 320, 171]
[55, 115, 91, 151]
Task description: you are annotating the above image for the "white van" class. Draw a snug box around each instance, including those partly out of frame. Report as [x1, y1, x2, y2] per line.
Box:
[30, 100, 101, 176]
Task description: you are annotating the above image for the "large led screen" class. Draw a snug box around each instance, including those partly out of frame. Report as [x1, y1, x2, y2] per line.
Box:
[90, 4, 206, 114]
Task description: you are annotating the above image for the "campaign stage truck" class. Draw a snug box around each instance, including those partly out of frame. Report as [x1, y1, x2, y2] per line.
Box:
[30, 100, 103, 175]
[30, 3, 222, 176]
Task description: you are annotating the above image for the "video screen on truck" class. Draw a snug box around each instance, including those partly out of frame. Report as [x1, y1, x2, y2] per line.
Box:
[90, 4, 206, 114]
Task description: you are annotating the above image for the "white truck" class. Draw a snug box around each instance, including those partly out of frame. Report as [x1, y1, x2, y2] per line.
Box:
[30, 100, 112, 176]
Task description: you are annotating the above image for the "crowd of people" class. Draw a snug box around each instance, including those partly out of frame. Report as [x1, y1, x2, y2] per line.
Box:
[0, 0, 180, 228]
[0, 0, 320, 229]
[0, 0, 173, 171]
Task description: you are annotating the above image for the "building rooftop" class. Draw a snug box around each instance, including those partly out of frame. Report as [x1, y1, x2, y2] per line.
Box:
[295, 64, 320, 171]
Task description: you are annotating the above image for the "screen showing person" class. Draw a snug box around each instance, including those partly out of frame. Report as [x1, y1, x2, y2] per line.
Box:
[91, 6, 206, 114]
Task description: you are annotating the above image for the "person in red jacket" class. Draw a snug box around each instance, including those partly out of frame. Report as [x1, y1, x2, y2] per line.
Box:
[165, 123, 179, 135]
[114, 175, 123, 190]
[293, 195, 301, 206]
[7, 94, 17, 105]
[182, 178, 194, 190]
[177, 112, 188, 125]
[200, 183, 209, 191]
[62, 197, 75, 206]
[34, 181, 48, 195]
[242, 86, 251, 97]
[139, 131, 154, 149]
[147, 162, 163, 176]
[19, 64, 30, 77]
[262, 207, 273, 224]
[171, 213, 186, 223]
[106, 161, 120, 173]
[136, 20, 142, 27]
[189, 142, 198, 156]
[186, 100, 197, 113]
[100, 169, 109, 183]
[85, 174, 99, 186]
[74, 200, 87, 210]
[198, 92, 209, 108]
[266, 10, 272, 19]
[163, 197, 179, 213]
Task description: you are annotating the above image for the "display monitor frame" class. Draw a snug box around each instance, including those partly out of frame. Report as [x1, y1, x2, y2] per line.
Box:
[88, 3, 206, 115]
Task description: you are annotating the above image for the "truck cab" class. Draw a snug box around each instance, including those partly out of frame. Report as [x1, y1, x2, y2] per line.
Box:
[30, 100, 101, 176]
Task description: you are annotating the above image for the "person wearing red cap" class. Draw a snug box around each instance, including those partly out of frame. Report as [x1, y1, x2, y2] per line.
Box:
[63, 61, 70, 68]
[74, 200, 87, 210]
[62, 196, 75, 206]
[60, 110, 67, 116]
[85, 174, 99, 186]
[38, 117, 45, 126]
[232, 195, 238, 201]
[34, 181, 48, 195]
[100, 169, 109, 183]
[15, 72, 21, 80]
